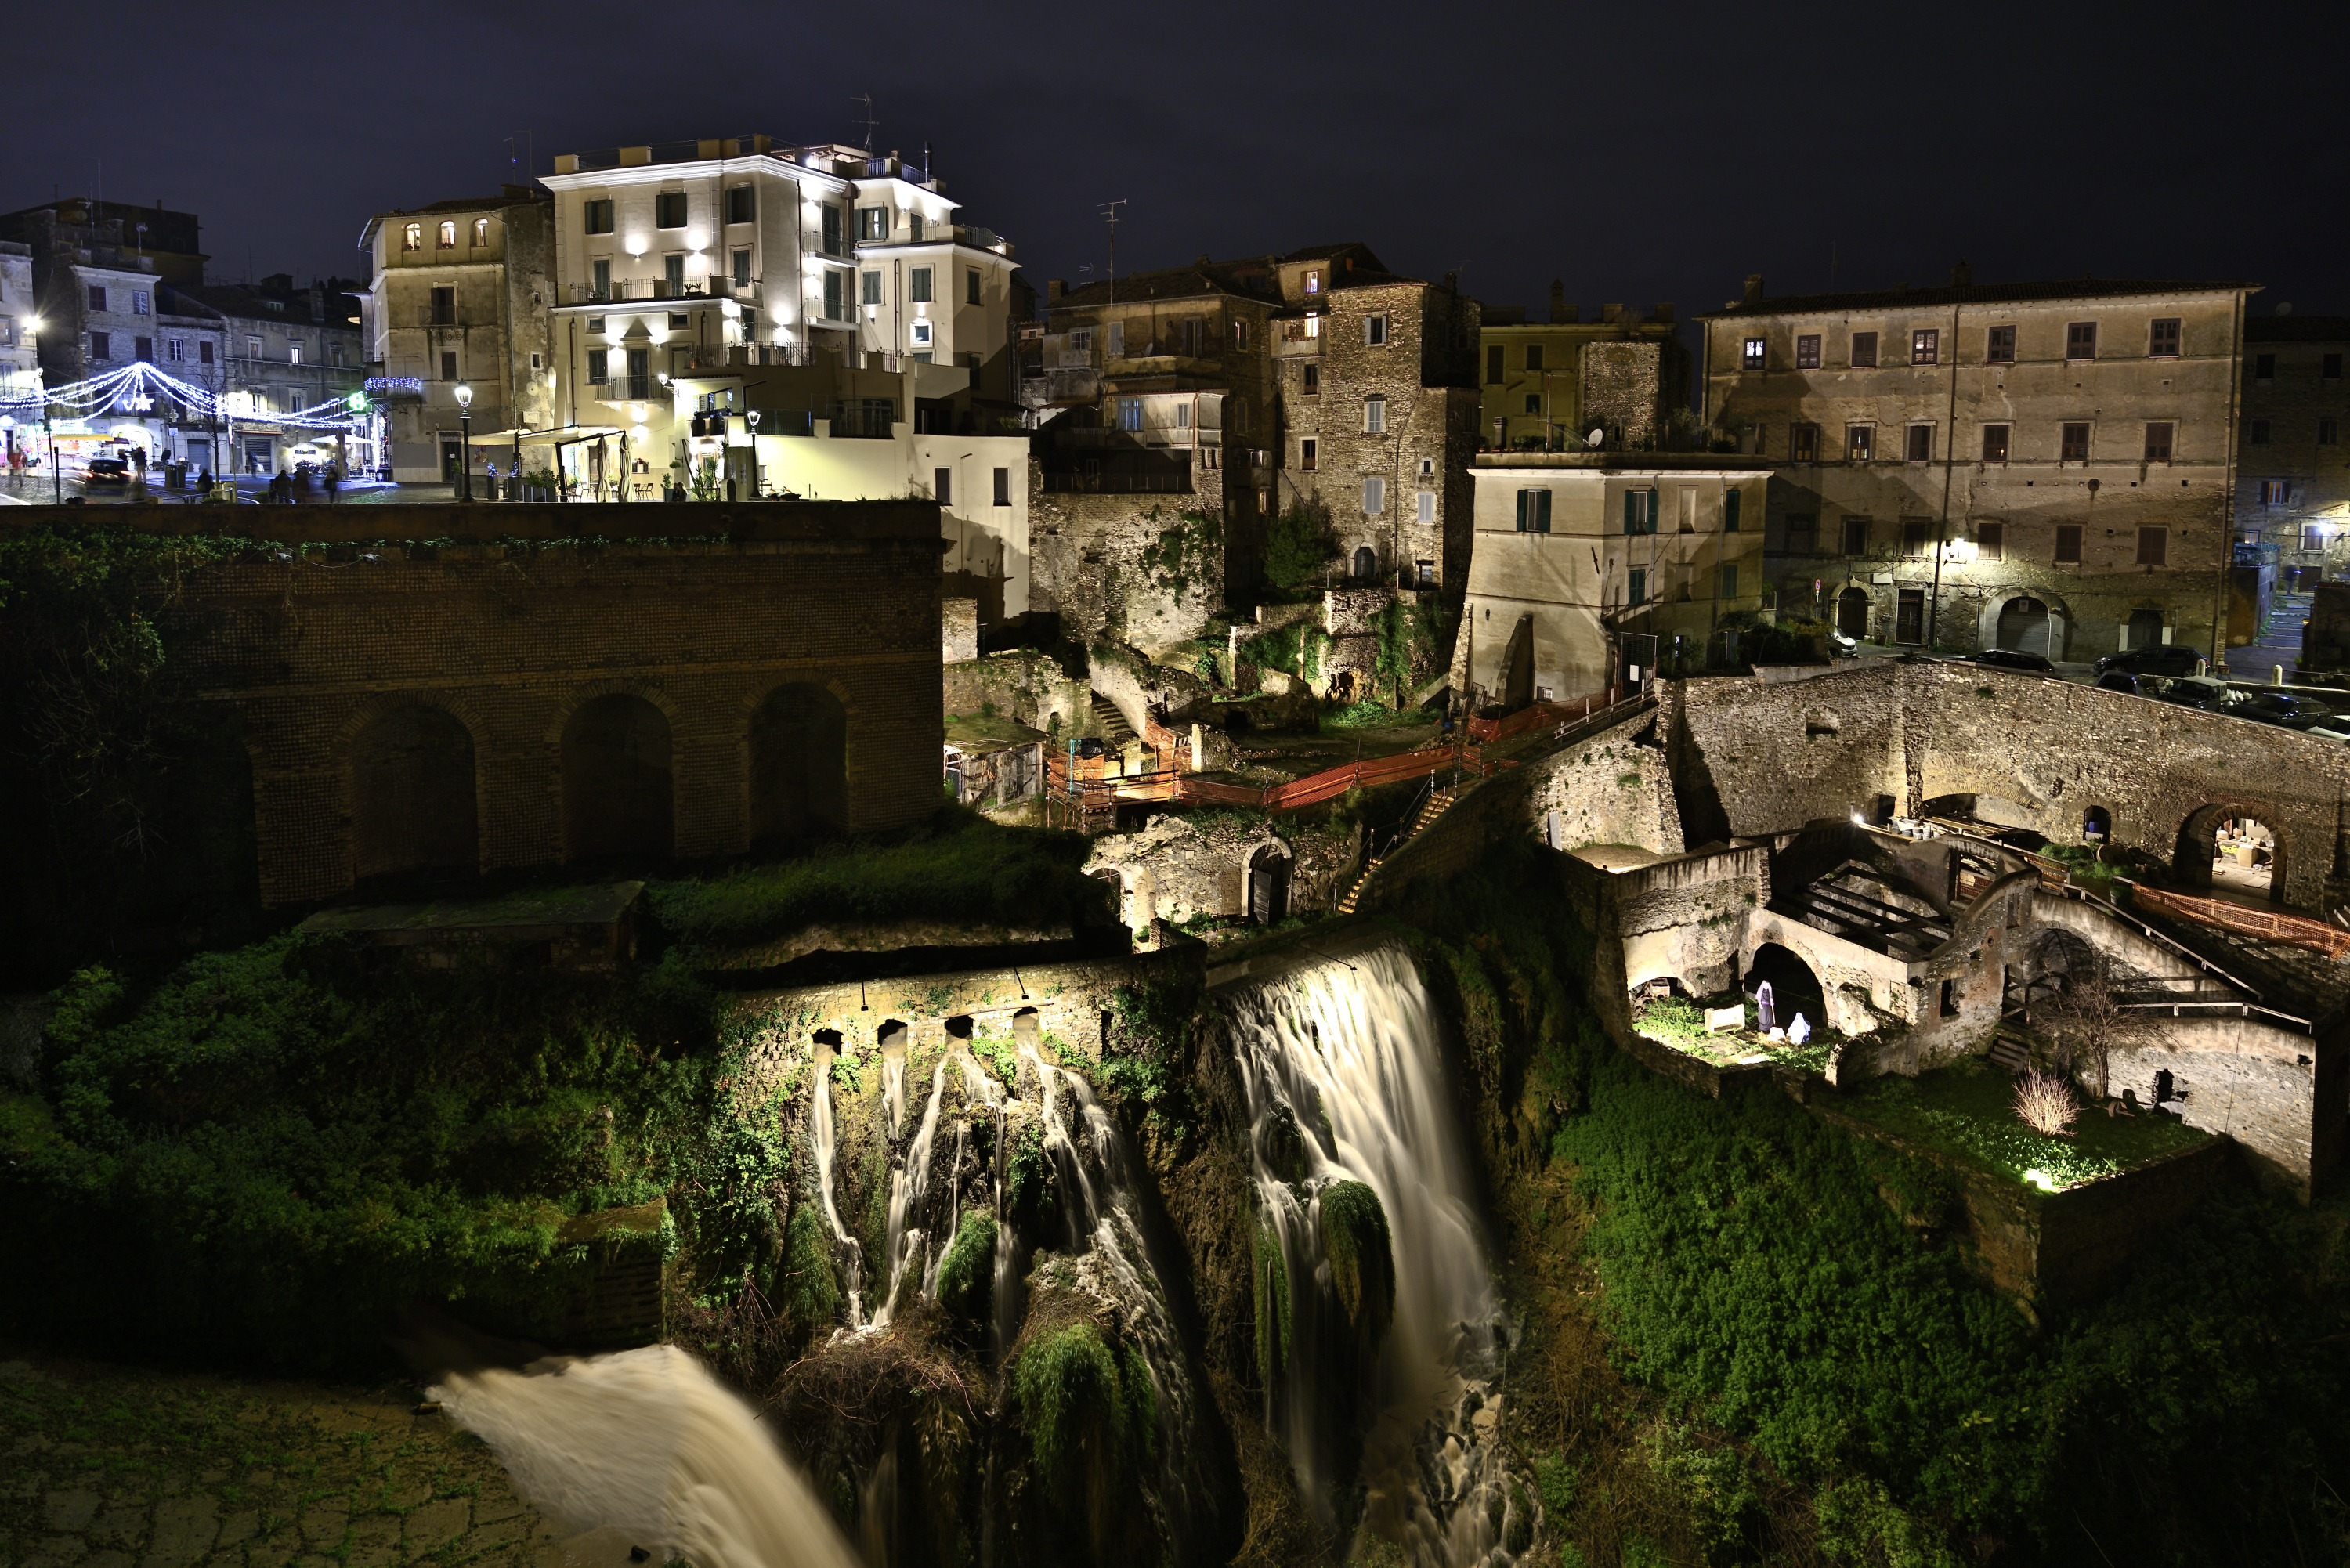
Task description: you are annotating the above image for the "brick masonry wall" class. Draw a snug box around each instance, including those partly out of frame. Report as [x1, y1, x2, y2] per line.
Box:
[95, 500, 947, 905]
[1579, 341, 1662, 445]
[1085, 813, 1361, 924]
[1027, 478, 1224, 652]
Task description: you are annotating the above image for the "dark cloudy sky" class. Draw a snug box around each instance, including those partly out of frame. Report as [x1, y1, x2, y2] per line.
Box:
[8, 0, 2336, 327]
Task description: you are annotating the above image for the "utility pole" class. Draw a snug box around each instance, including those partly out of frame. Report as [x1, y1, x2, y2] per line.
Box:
[1098, 200, 1126, 305]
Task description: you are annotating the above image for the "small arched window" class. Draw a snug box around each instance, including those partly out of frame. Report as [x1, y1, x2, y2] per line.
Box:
[401, 222, 421, 251]
[437, 220, 456, 248]
[1363, 394, 1386, 434]
[472, 217, 489, 247]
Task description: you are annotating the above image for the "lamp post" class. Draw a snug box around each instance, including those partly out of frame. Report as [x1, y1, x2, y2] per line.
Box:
[454, 381, 474, 500]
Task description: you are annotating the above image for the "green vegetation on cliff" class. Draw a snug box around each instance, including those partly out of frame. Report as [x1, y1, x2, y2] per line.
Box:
[1317, 1180, 1394, 1340]
[935, 1209, 998, 1324]
[1015, 1319, 1159, 1479]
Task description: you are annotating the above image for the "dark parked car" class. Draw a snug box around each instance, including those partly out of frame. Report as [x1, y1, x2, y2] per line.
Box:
[78, 457, 132, 489]
[2097, 643, 2205, 678]
[2235, 692, 2339, 730]
[2156, 676, 2240, 712]
[1962, 648, 2055, 673]
[2095, 670, 2142, 695]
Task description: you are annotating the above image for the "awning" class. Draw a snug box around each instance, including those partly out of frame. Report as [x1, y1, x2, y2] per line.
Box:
[465, 425, 624, 445]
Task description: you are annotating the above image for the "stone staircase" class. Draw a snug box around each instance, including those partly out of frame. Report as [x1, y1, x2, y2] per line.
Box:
[1987, 1031, 2034, 1074]
[1337, 787, 1456, 915]
[1091, 695, 1137, 748]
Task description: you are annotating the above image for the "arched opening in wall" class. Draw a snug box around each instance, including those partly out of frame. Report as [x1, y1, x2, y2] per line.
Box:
[1503, 614, 1535, 710]
[2082, 805, 2113, 844]
[2014, 927, 2099, 1020]
[2175, 803, 2283, 900]
[1011, 1007, 1040, 1043]
[1352, 546, 1378, 583]
[1836, 587, 1870, 638]
[1224, 708, 1253, 735]
[2126, 607, 2167, 651]
[877, 1018, 908, 1051]
[812, 1027, 843, 1050]
[1248, 846, 1290, 925]
[944, 1015, 974, 1040]
[351, 706, 478, 884]
[1996, 596, 2052, 656]
[749, 683, 848, 847]
[1744, 944, 1827, 1038]
[1093, 868, 1126, 929]
[562, 694, 674, 864]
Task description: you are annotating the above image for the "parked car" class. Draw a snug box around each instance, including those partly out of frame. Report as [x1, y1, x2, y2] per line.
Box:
[2097, 643, 2205, 678]
[2095, 670, 2142, 695]
[2154, 676, 2242, 712]
[78, 457, 132, 489]
[1961, 648, 2055, 673]
[2235, 692, 2340, 730]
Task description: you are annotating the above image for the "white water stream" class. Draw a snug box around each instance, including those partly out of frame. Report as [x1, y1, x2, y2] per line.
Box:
[1224, 942, 1531, 1566]
[428, 1344, 859, 1568]
[808, 1052, 866, 1329]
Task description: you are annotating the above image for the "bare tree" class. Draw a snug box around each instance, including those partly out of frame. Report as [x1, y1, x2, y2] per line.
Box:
[2012, 1068, 2080, 1137]
[2039, 970, 2160, 1115]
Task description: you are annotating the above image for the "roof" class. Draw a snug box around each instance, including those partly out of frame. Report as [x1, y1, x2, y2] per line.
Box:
[1701, 277, 2258, 320]
[1047, 241, 1408, 313]
[2246, 316, 2350, 343]
[377, 190, 545, 218]
[170, 282, 363, 328]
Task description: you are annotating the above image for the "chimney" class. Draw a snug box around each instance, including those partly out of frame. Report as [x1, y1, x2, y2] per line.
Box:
[1548, 280, 1566, 322]
[1047, 279, 1066, 301]
[1950, 259, 1973, 287]
[1742, 273, 1763, 305]
[1651, 303, 1674, 324]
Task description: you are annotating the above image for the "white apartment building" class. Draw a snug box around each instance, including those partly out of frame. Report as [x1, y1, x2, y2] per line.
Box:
[0, 242, 38, 466]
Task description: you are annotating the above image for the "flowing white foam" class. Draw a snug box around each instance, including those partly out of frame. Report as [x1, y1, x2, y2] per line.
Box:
[428, 1344, 859, 1568]
[808, 1057, 865, 1328]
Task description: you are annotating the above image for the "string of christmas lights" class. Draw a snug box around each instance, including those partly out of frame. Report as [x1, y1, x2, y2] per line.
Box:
[0, 361, 370, 432]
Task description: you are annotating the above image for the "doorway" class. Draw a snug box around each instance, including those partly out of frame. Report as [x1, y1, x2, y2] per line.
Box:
[1896, 588, 1925, 645]
[1836, 587, 1870, 638]
[1997, 596, 2051, 656]
[2126, 607, 2165, 651]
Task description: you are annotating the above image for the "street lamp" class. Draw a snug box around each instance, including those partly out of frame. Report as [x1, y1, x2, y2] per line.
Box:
[454, 381, 474, 500]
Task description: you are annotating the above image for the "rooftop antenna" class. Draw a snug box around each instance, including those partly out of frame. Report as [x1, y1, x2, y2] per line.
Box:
[1098, 199, 1126, 303]
[850, 93, 878, 153]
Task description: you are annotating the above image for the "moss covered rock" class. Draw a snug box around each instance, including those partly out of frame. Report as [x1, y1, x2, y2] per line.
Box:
[1318, 1180, 1394, 1342]
[935, 1209, 998, 1323]
[1252, 1220, 1292, 1386]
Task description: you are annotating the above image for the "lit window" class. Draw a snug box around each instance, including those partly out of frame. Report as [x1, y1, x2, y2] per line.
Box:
[1516, 488, 1552, 532]
[132, 290, 150, 316]
[1304, 269, 1321, 294]
[472, 218, 488, 247]
[437, 221, 456, 247]
[1795, 334, 1820, 369]
[1911, 329, 1937, 365]
[1982, 424, 2010, 461]
[402, 222, 421, 251]
[1119, 397, 1142, 432]
[1742, 336, 1766, 370]
[859, 208, 890, 241]
[1846, 424, 1874, 461]
[289, 341, 303, 365]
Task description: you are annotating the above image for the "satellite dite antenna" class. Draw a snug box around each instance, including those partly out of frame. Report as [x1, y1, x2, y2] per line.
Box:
[1587, 428, 1604, 448]
[850, 93, 878, 152]
[1098, 199, 1126, 303]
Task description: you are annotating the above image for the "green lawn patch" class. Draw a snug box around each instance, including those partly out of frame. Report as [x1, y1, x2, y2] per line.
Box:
[1831, 1057, 2207, 1190]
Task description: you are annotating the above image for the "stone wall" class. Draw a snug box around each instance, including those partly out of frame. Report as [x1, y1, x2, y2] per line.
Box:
[942, 652, 1092, 737]
[1084, 811, 1361, 927]
[88, 500, 946, 905]
[1611, 846, 1769, 1003]
[943, 597, 978, 662]
[1027, 472, 1224, 653]
[1579, 340, 1663, 446]
[2106, 1017, 2331, 1190]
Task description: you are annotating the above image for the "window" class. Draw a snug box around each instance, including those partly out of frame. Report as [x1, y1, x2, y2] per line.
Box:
[2061, 422, 2091, 461]
[855, 207, 888, 242]
[1795, 334, 1820, 369]
[440, 349, 457, 380]
[1623, 489, 1659, 534]
[584, 200, 614, 235]
[725, 186, 755, 226]
[591, 258, 611, 298]
[2138, 526, 2167, 565]
[1525, 344, 1544, 372]
[246, 336, 262, 359]
[992, 467, 1010, 506]
[934, 467, 953, 506]
[1982, 423, 2011, 461]
[402, 222, 421, 251]
[132, 290, 150, 316]
[1363, 395, 1386, 434]
[1720, 562, 1738, 598]
[2145, 421, 2175, 461]
[1486, 344, 1504, 383]
[2055, 523, 2083, 563]
[1743, 336, 1766, 370]
[1903, 519, 1932, 558]
[288, 341, 302, 365]
[2066, 321, 2096, 359]
[198, 341, 212, 364]
[166, 338, 184, 362]
[1365, 314, 1389, 345]
[1419, 456, 1435, 476]
[1303, 269, 1321, 294]
[2149, 317, 2180, 356]
[1786, 513, 1817, 552]
[1791, 423, 1820, 462]
[2308, 523, 2333, 550]
[822, 270, 843, 320]
[732, 249, 750, 289]
[1234, 320, 1249, 351]
[466, 217, 486, 248]
[429, 285, 454, 324]
[861, 270, 881, 306]
[587, 316, 604, 331]
[907, 214, 924, 242]
[1842, 517, 1870, 555]
[2261, 479, 2291, 504]
[966, 269, 982, 305]
[2249, 418, 2271, 445]
[1906, 424, 1932, 461]
[1850, 331, 1878, 368]
[1987, 324, 2016, 363]
[1725, 489, 1742, 531]
[1118, 397, 1142, 432]
[821, 206, 843, 256]
[1300, 438, 1317, 471]
[1069, 327, 1093, 361]
[653, 192, 687, 229]
[1417, 490, 1436, 523]
[2322, 418, 2341, 446]
[1415, 559, 1435, 587]
[437, 220, 456, 248]
[1846, 424, 1874, 461]
[1628, 567, 1647, 606]
[1912, 328, 1937, 365]
[909, 267, 932, 304]
[1516, 488, 1552, 532]
[1363, 475, 1386, 515]
[87, 284, 106, 311]
[1301, 363, 1319, 395]
[133, 335, 150, 361]
[1976, 522, 2004, 561]
[1524, 394, 1541, 414]
[88, 331, 109, 360]
[2254, 353, 2276, 381]
[587, 348, 608, 383]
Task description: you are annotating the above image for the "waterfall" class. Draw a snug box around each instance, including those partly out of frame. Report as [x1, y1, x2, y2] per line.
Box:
[428, 1344, 859, 1568]
[1224, 942, 1532, 1566]
[867, 1059, 949, 1329]
[808, 1054, 865, 1329]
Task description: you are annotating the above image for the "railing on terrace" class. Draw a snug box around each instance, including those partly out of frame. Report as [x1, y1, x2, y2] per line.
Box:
[565, 277, 753, 305]
[1041, 468, 1193, 495]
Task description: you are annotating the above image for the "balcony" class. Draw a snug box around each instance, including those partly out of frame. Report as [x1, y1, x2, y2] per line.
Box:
[1039, 450, 1195, 495]
[562, 277, 760, 305]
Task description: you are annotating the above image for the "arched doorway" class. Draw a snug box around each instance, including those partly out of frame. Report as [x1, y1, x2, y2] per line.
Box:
[1997, 596, 2051, 656]
[350, 706, 476, 880]
[1503, 613, 1535, 709]
[1352, 545, 1378, 583]
[1248, 845, 1290, 925]
[2082, 805, 2113, 843]
[1836, 587, 1869, 638]
[2125, 608, 2165, 651]
[1744, 944, 1827, 1037]
[2174, 803, 2284, 901]
[562, 694, 674, 862]
[749, 683, 848, 845]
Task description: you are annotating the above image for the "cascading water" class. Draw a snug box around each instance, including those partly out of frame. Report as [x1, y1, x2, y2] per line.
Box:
[1224, 941, 1535, 1566]
[808, 1050, 866, 1329]
[428, 1344, 859, 1568]
[868, 1058, 949, 1328]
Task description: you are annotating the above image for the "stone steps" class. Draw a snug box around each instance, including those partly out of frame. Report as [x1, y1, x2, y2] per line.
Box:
[1337, 790, 1455, 914]
[1091, 694, 1137, 747]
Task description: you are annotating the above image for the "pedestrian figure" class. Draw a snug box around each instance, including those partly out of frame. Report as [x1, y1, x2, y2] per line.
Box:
[1756, 981, 1777, 1032]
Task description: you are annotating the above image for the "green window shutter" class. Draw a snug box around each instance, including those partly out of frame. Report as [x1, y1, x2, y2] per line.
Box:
[1721, 562, 1738, 598]
[1629, 567, 1646, 605]
[1645, 489, 1660, 534]
[1517, 489, 1530, 531]
[1536, 490, 1552, 533]
[1725, 489, 1741, 532]
[1622, 490, 1638, 535]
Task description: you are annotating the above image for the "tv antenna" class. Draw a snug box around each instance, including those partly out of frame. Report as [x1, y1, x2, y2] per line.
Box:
[850, 93, 878, 152]
[1098, 199, 1126, 302]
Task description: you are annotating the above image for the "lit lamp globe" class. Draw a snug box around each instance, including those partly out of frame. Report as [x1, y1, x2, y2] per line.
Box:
[454, 382, 475, 501]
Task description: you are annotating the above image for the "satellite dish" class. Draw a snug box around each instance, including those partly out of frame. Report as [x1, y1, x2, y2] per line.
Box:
[1586, 428, 1604, 447]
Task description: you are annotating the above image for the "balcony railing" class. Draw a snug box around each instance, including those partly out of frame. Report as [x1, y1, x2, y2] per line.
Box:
[564, 276, 759, 305]
[1042, 470, 1195, 494]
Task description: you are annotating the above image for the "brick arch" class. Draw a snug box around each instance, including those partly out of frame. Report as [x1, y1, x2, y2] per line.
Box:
[331, 693, 493, 884]
[556, 689, 678, 864]
[743, 678, 852, 846]
[342, 699, 487, 883]
[541, 679, 685, 747]
[2173, 798, 2290, 901]
[1973, 588, 2077, 659]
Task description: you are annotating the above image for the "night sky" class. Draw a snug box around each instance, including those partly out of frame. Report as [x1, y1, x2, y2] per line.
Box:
[11, 0, 2338, 338]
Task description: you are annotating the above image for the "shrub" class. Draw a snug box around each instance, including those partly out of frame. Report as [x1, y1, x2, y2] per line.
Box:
[934, 1209, 997, 1323]
[1632, 995, 1708, 1046]
[1318, 1180, 1394, 1339]
[1262, 507, 1337, 594]
[1252, 1221, 1292, 1384]
[1014, 1320, 1159, 1477]
[2012, 1068, 2079, 1136]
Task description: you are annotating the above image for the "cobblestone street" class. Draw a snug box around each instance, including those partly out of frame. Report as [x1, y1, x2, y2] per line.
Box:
[0, 1355, 566, 1568]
